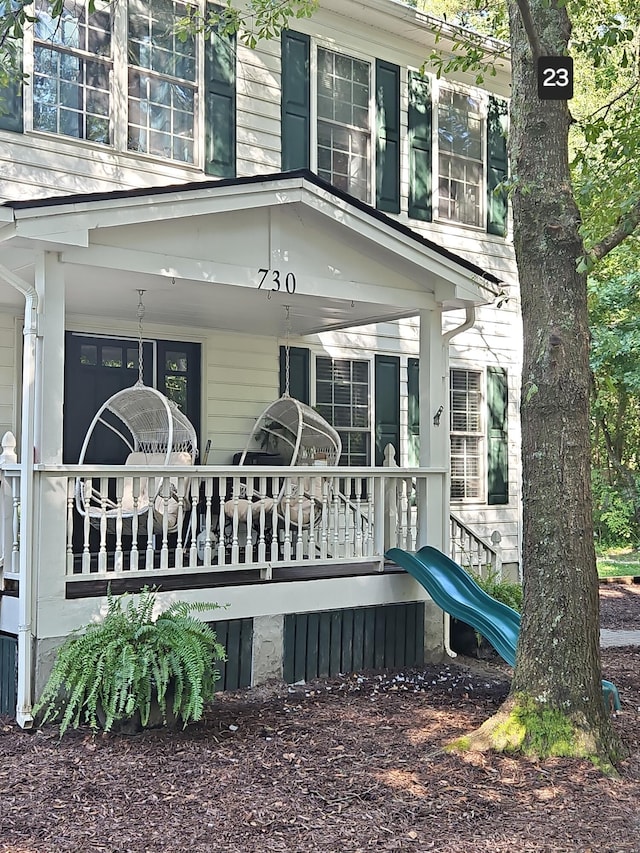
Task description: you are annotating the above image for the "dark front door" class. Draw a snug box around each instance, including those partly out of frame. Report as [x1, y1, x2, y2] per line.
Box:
[63, 334, 201, 464]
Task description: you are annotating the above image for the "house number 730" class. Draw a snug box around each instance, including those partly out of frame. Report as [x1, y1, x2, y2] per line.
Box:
[257, 268, 297, 293]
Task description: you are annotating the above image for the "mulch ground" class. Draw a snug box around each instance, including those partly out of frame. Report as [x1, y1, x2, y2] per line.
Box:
[1, 585, 639, 853]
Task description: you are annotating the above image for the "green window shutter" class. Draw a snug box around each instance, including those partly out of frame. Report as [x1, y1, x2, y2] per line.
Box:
[280, 346, 310, 405]
[487, 367, 508, 505]
[375, 60, 400, 214]
[408, 71, 432, 222]
[487, 96, 509, 236]
[281, 30, 310, 171]
[204, 23, 236, 177]
[375, 355, 400, 466]
[0, 47, 24, 133]
[407, 358, 420, 467]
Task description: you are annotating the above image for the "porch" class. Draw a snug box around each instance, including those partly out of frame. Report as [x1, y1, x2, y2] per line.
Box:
[0, 171, 502, 726]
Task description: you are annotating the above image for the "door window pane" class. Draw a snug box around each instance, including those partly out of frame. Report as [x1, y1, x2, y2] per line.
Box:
[80, 344, 97, 365]
[102, 346, 122, 367]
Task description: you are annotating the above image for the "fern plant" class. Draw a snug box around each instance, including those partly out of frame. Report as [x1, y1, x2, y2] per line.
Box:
[470, 569, 523, 613]
[34, 589, 226, 736]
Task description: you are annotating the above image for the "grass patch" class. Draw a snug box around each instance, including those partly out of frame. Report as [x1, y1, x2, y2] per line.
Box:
[597, 548, 640, 578]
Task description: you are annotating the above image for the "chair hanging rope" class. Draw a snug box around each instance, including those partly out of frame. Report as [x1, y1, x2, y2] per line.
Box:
[137, 289, 145, 385]
[283, 304, 291, 397]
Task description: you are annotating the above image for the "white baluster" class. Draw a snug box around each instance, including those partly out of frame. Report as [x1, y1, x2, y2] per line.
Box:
[159, 476, 169, 571]
[257, 475, 266, 563]
[244, 481, 254, 565]
[145, 476, 155, 570]
[295, 475, 304, 560]
[320, 477, 329, 559]
[230, 476, 240, 565]
[189, 478, 199, 568]
[332, 476, 340, 558]
[130, 477, 140, 571]
[343, 477, 352, 558]
[175, 476, 186, 569]
[365, 476, 374, 555]
[66, 478, 74, 575]
[281, 477, 292, 561]
[199, 476, 212, 567]
[354, 476, 363, 557]
[98, 476, 108, 573]
[114, 475, 124, 573]
[307, 475, 317, 560]
[82, 479, 91, 574]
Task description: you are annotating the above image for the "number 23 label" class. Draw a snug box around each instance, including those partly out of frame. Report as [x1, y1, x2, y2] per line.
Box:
[537, 56, 573, 100]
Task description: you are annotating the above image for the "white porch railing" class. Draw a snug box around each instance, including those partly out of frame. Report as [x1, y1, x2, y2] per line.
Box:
[449, 512, 502, 577]
[0, 435, 448, 587]
[0, 432, 20, 582]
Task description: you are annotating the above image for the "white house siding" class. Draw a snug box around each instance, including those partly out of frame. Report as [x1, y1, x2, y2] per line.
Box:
[205, 330, 279, 463]
[236, 40, 283, 177]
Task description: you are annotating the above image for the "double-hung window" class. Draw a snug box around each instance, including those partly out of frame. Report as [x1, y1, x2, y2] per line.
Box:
[33, 0, 112, 144]
[450, 369, 482, 500]
[316, 48, 371, 203]
[127, 0, 196, 163]
[25, 0, 236, 172]
[315, 357, 370, 466]
[437, 87, 484, 228]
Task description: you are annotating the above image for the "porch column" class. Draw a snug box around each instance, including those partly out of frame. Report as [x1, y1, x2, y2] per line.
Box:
[29, 254, 67, 717]
[417, 308, 448, 552]
[35, 252, 66, 464]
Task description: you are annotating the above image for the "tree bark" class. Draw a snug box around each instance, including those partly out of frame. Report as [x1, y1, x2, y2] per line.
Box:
[506, 0, 619, 761]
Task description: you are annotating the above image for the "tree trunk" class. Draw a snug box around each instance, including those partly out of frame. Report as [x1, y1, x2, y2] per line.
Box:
[505, 0, 619, 762]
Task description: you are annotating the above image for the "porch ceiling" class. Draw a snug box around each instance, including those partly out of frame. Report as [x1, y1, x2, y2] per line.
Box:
[65, 264, 417, 336]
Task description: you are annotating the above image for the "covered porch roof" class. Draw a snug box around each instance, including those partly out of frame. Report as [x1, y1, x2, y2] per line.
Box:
[0, 170, 501, 336]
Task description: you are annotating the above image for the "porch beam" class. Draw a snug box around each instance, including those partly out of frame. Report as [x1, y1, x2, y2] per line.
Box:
[59, 245, 438, 311]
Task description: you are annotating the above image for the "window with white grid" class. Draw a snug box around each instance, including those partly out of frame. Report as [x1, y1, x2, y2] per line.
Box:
[315, 357, 370, 466]
[450, 369, 482, 500]
[33, 0, 112, 144]
[316, 48, 371, 203]
[127, 0, 196, 163]
[437, 88, 484, 227]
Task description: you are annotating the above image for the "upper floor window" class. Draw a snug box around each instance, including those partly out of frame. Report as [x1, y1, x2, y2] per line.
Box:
[16, 0, 235, 174]
[33, 0, 112, 144]
[127, 0, 196, 163]
[316, 48, 371, 203]
[437, 87, 484, 228]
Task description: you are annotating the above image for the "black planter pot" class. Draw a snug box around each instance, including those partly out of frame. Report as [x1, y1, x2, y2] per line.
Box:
[96, 681, 180, 734]
[450, 618, 498, 660]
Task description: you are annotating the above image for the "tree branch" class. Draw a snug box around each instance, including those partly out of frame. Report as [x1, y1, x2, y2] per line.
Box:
[514, 0, 543, 61]
[590, 197, 640, 262]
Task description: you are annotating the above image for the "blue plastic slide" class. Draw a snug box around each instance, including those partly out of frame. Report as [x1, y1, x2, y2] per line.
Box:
[386, 545, 621, 713]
